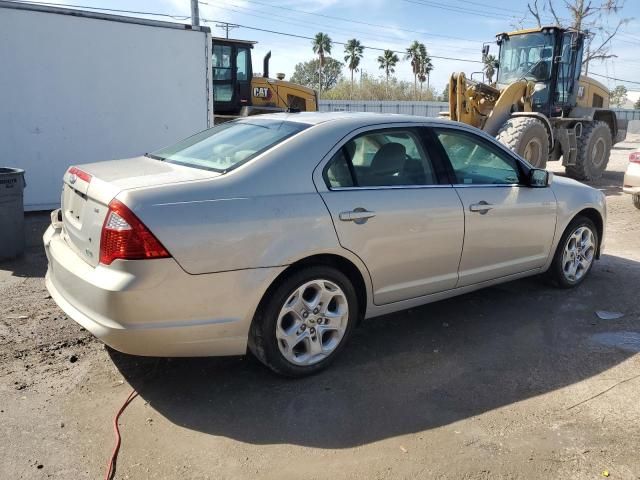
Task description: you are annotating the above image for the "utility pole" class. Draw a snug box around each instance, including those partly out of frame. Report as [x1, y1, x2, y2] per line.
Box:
[215, 22, 239, 39]
[190, 0, 200, 27]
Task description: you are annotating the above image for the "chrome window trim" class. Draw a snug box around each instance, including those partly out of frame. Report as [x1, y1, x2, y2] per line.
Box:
[328, 184, 453, 191]
[452, 183, 522, 188]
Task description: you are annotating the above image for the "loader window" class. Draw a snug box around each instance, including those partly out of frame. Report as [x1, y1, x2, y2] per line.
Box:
[213, 44, 233, 102]
[212, 45, 232, 81]
[236, 48, 249, 81]
[497, 32, 554, 84]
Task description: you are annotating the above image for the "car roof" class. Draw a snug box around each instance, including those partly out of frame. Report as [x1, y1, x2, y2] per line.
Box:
[249, 111, 458, 128]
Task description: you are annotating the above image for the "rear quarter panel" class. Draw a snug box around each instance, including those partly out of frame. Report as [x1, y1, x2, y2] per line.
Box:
[117, 121, 357, 274]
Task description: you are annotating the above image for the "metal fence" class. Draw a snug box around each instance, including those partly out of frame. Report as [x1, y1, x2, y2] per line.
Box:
[612, 108, 640, 121]
[319, 100, 640, 121]
[319, 100, 449, 118]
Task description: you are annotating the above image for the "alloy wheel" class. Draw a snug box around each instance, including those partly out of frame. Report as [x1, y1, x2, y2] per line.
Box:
[276, 279, 349, 366]
[561, 226, 596, 282]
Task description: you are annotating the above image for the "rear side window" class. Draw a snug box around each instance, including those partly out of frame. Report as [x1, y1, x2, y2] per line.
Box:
[435, 129, 521, 185]
[324, 128, 437, 188]
[149, 120, 308, 172]
[326, 150, 355, 188]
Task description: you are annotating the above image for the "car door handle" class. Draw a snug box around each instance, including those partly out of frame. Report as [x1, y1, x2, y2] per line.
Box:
[339, 209, 376, 223]
[469, 202, 493, 214]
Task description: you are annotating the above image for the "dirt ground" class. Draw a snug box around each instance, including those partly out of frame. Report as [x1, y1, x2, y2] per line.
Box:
[2, 136, 639, 480]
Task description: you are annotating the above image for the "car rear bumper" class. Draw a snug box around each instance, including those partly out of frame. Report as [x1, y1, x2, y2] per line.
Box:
[623, 163, 640, 194]
[44, 225, 284, 357]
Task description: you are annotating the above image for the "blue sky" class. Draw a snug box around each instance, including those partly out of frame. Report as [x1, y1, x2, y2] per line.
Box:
[40, 0, 640, 96]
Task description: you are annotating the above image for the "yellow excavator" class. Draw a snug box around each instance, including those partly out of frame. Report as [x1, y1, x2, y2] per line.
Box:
[212, 37, 317, 119]
[447, 26, 626, 180]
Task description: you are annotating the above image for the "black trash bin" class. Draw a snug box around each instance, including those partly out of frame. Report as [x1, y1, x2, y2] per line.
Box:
[0, 168, 26, 260]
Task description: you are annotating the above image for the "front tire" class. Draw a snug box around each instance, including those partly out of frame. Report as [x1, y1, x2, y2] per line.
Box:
[565, 121, 612, 181]
[248, 266, 358, 377]
[633, 194, 640, 210]
[547, 216, 599, 288]
[497, 117, 549, 168]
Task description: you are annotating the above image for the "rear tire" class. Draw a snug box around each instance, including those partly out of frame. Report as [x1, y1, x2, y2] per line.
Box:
[565, 121, 612, 181]
[248, 266, 358, 377]
[547, 216, 599, 289]
[497, 117, 549, 168]
[633, 194, 640, 210]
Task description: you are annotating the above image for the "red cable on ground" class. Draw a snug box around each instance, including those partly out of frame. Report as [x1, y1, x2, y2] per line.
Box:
[104, 388, 138, 480]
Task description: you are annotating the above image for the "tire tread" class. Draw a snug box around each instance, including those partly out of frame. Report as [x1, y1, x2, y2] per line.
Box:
[565, 120, 612, 180]
[496, 117, 549, 168]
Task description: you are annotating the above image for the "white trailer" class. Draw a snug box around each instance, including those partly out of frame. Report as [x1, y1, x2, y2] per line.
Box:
[0, 1, 213, 210]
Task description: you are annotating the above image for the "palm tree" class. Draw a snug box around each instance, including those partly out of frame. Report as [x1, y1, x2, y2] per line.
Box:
[377, 49, 399, 98]
[483, 54, 497, 84]
[405, 40, 425, 98]
[312, 32, 332, 97]
[418, 48, 434, 98]
[344, 38, 364, 99]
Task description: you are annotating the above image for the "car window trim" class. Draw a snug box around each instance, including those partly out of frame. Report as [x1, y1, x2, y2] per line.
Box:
[418, 127, 454, 185]
[430, 126, 530, 186]
[328, 184, 455, 191]
[322, 126, 447, 190]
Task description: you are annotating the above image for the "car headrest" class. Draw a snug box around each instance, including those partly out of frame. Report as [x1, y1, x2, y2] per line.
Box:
[370, 143, 406, 173]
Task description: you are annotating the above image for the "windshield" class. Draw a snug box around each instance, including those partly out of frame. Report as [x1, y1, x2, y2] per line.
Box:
[149, 119, 309, 172]
[497, 32, 554, 84]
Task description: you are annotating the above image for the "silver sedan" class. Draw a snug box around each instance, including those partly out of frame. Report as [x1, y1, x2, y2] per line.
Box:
[44, 113, 606, 376]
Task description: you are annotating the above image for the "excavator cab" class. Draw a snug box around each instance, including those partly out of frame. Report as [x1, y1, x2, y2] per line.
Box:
[212, 38, 318, 120]
[495, 27, 583, 117]
[212, 38, 255, 115]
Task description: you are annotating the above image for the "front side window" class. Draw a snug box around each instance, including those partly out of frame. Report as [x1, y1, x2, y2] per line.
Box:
[435, 129, 521, 185]
[149, 119, 308, 172]
[324, 129, 437, 187]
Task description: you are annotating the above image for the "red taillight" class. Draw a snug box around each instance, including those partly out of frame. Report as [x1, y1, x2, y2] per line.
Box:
[630, 152, 640, 163]
[69, 166, 92, 183]
[99, 199, 170, 265]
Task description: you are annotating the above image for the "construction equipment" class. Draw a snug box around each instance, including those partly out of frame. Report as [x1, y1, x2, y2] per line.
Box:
[447, 26, 626, 180]
[212, 37, 317, 118]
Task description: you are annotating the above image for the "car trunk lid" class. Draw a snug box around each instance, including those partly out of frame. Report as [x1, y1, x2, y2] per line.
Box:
[60, 156, 220, 267]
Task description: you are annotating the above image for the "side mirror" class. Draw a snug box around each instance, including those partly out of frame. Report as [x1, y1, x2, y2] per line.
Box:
[529, 169, 552, 187]
[482, 44, 490, 60]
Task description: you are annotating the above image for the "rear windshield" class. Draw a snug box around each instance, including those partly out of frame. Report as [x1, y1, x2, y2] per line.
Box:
[148, 119, 309, 172]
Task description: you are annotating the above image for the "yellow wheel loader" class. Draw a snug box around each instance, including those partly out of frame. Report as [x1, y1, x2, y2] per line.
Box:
[212, 38, 317, 121]
[447, 26, 626, 180]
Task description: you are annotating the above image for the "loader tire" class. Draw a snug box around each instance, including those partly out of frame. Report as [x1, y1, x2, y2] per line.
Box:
[497, 117, 549, 168]
[565, 121, 612, 181]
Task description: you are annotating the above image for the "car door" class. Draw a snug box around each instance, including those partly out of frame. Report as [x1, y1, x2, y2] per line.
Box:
[316, 126, 464, 305]
[433, 126, 557, 287]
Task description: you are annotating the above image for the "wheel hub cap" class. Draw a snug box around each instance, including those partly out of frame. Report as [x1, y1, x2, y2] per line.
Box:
[591, 137, 606, 168]
[276, 279, 349, 366]
[523, 138, 543, 167]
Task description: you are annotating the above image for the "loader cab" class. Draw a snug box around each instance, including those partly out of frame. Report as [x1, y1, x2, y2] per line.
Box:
[212, 38, 254, 114]
[495, 27, 584, 117]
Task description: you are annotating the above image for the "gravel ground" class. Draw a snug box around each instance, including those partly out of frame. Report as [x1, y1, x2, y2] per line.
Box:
[1, 136, 639, 480]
